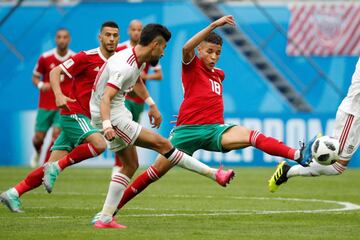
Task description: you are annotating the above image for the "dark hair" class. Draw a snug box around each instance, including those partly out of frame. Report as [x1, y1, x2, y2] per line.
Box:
[139, 24, 171, 46]
[204, 32, 223, 46]
[100, 21, 119, 32]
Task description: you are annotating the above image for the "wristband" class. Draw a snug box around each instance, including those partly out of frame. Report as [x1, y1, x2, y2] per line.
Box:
[145, 97, 155, 106]
[37, 81, 44, 90]
[102, 119, 112, 129]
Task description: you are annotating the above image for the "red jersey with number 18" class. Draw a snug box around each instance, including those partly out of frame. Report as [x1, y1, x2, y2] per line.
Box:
[176, 55, 225, 126]
[60, 48, 108, 118]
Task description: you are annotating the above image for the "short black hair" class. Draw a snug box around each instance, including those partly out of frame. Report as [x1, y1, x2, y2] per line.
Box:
[139, 24, 171, 46]
[100, 21, 119, 32]
[204, 32, 223, 46]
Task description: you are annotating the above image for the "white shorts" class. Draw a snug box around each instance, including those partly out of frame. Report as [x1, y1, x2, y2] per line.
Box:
[333, 109, 360, 161]
[91, 109, 142, 152]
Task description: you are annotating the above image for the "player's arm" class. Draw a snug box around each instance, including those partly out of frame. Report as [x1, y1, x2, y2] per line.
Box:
[133, 78, 162, 128]
[100, 86, 118, 141]
[141, 68, 162, 81]
[182, 15, 235, 63]
[49, 66, 75, 110]
[31, 74, 50, 92]
[32, 57, 51, 92]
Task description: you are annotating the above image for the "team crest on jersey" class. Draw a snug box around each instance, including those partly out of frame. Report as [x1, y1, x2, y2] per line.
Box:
[346, 145, 354, 154]
[94, 66, 100, 72]
[50, 63, 55, 69]
[63, 59, 74, 69]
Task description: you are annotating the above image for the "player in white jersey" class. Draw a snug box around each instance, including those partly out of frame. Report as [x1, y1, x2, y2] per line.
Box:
[90, 23, 230, 229]
[269, 58, 360, 192]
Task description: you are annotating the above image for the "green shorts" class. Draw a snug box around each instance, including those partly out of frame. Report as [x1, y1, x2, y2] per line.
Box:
[51, 114, 99, 152]
[35, 109, 61, 132]
[125, 99, 144, 123]
[169, 124, 235, 155]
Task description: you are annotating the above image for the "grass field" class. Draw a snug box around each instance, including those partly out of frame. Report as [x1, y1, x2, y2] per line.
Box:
[0, 167, 359, 240]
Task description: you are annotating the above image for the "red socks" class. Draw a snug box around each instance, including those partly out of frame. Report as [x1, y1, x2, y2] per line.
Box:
[14, 166, 44, 197]
[58, 143, 100, 170]
[250, 130, 296, 160]
[117, 166, 160, 209]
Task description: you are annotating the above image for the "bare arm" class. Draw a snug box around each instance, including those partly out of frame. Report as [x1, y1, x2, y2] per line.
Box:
[133, 78, 150, 100]
[133, 79, 162, 128]
[141, 69, 163, 81]
[100, 86, 118, 141]
[182, 15, 235, 63]
[32, 74, 51, 92]
[50, 66, 75, 110]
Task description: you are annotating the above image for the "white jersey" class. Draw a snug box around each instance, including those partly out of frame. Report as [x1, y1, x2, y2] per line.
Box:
[338, 58, 360, 116]
[90, 47, 146, 117]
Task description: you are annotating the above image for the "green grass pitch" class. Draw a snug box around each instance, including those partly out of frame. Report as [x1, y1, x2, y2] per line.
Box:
[0, 167, 359, 240]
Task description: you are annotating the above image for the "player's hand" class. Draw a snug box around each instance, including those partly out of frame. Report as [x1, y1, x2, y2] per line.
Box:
[170, 115, 178, 125]
[103, 127, 116, 141]
[148, 104, 162, 128]
[41, 82, 51, 92]
[55, 94, 76, 111]
[212, 15, 235, 28]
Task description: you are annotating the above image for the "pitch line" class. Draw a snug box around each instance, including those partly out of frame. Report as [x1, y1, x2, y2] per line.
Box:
[1, 196, 359, 219]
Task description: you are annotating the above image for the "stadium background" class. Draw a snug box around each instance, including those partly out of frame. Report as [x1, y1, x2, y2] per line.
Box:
[0, 0, 358, 167]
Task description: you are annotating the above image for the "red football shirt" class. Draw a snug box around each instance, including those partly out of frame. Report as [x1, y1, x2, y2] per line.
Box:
[176, 55, 225, 126]
[60, 48, 108, 118]
[33, 48, 74, 110]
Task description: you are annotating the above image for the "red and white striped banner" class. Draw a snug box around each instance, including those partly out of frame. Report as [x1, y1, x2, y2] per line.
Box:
[286, 3, 360, 56]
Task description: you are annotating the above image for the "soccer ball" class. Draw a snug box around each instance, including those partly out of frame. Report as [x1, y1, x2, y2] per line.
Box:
[311, 136, 340, 165]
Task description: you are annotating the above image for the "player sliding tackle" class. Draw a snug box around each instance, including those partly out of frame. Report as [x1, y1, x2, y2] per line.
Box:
[92, 15, 313, 227]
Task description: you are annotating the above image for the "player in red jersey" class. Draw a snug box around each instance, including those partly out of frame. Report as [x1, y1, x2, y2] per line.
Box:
[113, 19, 163, 174]
[0, 21, 119, 213]
[105, 16, 313, 216]
[30, 28, 74, 168]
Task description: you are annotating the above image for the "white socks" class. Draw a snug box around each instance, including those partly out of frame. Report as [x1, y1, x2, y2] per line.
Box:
[9, 188, 19, 197]
[99, 172, 130, 223]
[166, 148, 217, 180]
[287, 161, 347, 178]
[294, 150, 301, 161]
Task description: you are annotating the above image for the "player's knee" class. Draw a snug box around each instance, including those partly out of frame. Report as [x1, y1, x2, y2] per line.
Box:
[152, 136, 172, 155]
[91, 140, 107, 154]
[33, 133, 45, 144]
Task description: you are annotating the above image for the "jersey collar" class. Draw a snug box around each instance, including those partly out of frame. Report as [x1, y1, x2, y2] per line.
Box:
[132, 47, 141, 68]
[97, 47, 108, 62]
[54, 48, 73, 62]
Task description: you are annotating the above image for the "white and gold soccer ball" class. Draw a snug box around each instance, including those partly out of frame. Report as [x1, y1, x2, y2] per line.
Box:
[311, 136, 340, 165]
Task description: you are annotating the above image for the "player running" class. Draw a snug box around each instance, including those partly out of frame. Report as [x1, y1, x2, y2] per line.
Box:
[0, 21, 119, 213]
[268, 58, 360, 193]
[113, 19, 163, 174]
[91, 16, 313, 227]
[30, 28, 74, 167]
